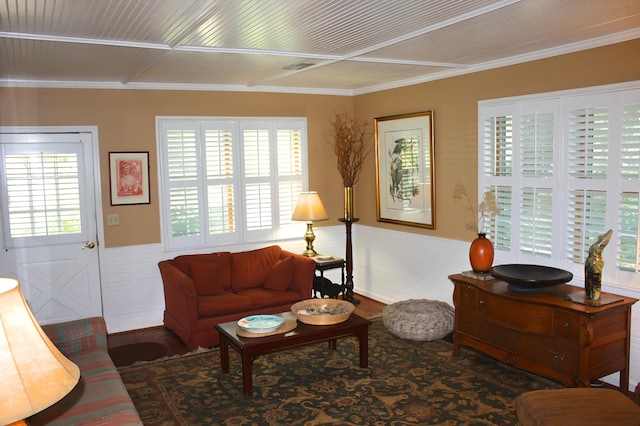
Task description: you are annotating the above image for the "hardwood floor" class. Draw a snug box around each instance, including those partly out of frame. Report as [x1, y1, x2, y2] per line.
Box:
[107, 294, 386, 357]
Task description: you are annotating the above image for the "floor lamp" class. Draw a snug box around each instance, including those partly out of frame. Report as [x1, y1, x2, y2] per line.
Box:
[0, 278, 80, 425]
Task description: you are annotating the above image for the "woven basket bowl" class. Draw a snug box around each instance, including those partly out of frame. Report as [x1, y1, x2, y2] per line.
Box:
[382, 299, 454, 341]
[291, 299, 354, 325]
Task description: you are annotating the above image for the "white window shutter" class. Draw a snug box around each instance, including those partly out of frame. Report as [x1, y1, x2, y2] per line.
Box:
[204, 127, 236, 236]
[4, 152, 81, 238]
[520, 187, 553, 257]
[482, 115, 512, 177]
[166, 128, 201, 240]
[617, 192, 639, 272]
[493, 185, 512, 251]
[620, 103, 640, 180]
[566, 190, 607, 264]
[277, 128, 303, 226]
[568, 106, 609, 180]
[521, 112, 554, 178]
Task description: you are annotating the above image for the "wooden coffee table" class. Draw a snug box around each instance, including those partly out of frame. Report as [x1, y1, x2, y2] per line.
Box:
[216, 311, 371, 396]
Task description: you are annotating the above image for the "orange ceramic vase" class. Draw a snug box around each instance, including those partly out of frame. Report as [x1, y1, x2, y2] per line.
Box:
[469, 233, 494, 273]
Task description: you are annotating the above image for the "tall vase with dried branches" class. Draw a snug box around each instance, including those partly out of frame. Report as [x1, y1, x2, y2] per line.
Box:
[327, 111, 372, 303]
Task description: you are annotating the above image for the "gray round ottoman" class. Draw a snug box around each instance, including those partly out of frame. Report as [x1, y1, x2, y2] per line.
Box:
[382, 299, 455, 341]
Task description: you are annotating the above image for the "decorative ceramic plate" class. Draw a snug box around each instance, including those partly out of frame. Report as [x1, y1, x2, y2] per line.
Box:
[491, 264, 573, 290]
[237, 315, 285, 332]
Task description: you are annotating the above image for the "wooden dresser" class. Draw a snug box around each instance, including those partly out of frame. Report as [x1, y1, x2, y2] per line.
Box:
[449, 274, 637, 391]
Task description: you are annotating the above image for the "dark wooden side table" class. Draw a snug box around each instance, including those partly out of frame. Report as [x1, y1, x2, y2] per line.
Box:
[312, 256, 345, 298]
[216, 311, 371, 396]
[449, 273, 637, 392]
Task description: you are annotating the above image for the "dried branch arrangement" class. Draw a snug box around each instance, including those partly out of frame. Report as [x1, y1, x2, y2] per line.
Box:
[327, 111, 372, 187]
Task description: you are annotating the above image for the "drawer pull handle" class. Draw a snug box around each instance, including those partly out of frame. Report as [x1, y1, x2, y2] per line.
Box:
[563, 322, 569, 328]
[466, 322, 476, 328]
[549, 350, 565, 361]
[479, 300, 485, 305]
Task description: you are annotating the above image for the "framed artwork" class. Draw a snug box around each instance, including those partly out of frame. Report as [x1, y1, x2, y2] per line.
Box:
[109, 152, 150, 205]
[375, 111, 435, 229]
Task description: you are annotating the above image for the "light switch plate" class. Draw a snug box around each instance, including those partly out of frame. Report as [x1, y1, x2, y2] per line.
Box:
[107, 214, 119, 226]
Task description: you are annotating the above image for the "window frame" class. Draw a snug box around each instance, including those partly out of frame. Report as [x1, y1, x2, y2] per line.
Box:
[478, 81, 640, 291]
[157, 116, 308, 252]
[0, 134, 90, 249]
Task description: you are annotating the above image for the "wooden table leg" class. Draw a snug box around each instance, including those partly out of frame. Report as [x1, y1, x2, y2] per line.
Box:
[328, 339, 336, 350]
[358, 325, 368, 368]
[241, 352, 253, 396]
[220, 337, 230, 373]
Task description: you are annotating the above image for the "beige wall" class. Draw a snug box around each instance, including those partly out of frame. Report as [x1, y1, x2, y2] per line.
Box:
[1, 39, 638, 247]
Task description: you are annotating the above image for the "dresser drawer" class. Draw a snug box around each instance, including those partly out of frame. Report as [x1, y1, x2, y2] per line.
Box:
[478, 292, 554, 335]
[455, 284, 477, 309]
[527, 339, 580, 376]
[458, 310, 579, 376]
[553, 309, 580, 342]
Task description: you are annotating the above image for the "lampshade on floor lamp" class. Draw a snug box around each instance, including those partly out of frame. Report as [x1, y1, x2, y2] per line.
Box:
[0, 278, 80, 425]
[292, 191, 329, 257]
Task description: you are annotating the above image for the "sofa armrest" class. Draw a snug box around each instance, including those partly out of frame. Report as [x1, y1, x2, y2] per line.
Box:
[283, 250, 315, 298]
[41, 317, 108, 356]
[158, 260, 199, 324]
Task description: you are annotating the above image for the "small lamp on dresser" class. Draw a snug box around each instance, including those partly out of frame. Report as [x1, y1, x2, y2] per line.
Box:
[0, 278, 80, 426]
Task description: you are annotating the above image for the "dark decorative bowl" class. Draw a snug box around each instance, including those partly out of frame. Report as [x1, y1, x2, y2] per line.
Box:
[491, 264, 573, 291]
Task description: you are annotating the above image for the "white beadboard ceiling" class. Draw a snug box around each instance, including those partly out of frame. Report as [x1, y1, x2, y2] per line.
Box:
[0, 0, 639, 95]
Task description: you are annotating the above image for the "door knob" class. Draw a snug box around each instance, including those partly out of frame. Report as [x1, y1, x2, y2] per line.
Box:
[83, 241, 96, 249]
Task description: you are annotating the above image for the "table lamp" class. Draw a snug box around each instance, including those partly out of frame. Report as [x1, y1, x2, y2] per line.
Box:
[0, 278, 80, 425]
[292, 191, 329, 256]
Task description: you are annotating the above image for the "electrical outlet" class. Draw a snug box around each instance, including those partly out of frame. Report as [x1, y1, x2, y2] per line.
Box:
[107, 214, 119, 226]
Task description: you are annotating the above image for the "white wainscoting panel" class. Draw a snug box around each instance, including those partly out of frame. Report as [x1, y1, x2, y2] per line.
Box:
[353, 225, 470, 305]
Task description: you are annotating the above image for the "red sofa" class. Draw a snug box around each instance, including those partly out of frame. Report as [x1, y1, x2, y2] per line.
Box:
[159, 245, 315, 349]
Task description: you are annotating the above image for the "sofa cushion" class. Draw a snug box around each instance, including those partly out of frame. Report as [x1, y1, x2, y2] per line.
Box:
[198, 293, 253, 316]
[28, 348, 140, 426]
[264, 256, 294, 291]
[230, 245, 281, 291]
[173, 252, 232, 291]
[189, 260, 227, 295]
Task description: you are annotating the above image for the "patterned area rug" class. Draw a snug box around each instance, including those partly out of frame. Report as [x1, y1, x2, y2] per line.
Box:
[118, 319, 562, 425]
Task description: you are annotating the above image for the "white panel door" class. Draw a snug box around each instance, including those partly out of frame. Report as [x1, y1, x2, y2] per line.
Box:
[0, 131, 101, 324]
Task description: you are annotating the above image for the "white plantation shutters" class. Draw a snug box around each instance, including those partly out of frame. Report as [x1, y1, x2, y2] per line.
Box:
[205, 126, 235, 236]
[479, 84, 640, 290]
[618, 101, 640, 273]
[2, 147, 82, 245]
[618, 192, 639, 272]
[158, 118, 307, 250]
[566, 102, 610, 265]
[277, 129, 304, 227]
[481, 114, 513, 251]
[166, 126, 200, 243]
[520, 187, 553, 257]
[243, 127, 272, 232]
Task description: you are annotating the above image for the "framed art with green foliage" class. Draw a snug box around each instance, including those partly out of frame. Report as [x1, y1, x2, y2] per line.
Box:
[374, 111, 435, 229]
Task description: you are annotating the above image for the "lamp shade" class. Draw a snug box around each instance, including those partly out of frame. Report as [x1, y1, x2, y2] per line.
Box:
[0, 278, 80, 424]
[292, 192, 329, 222]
